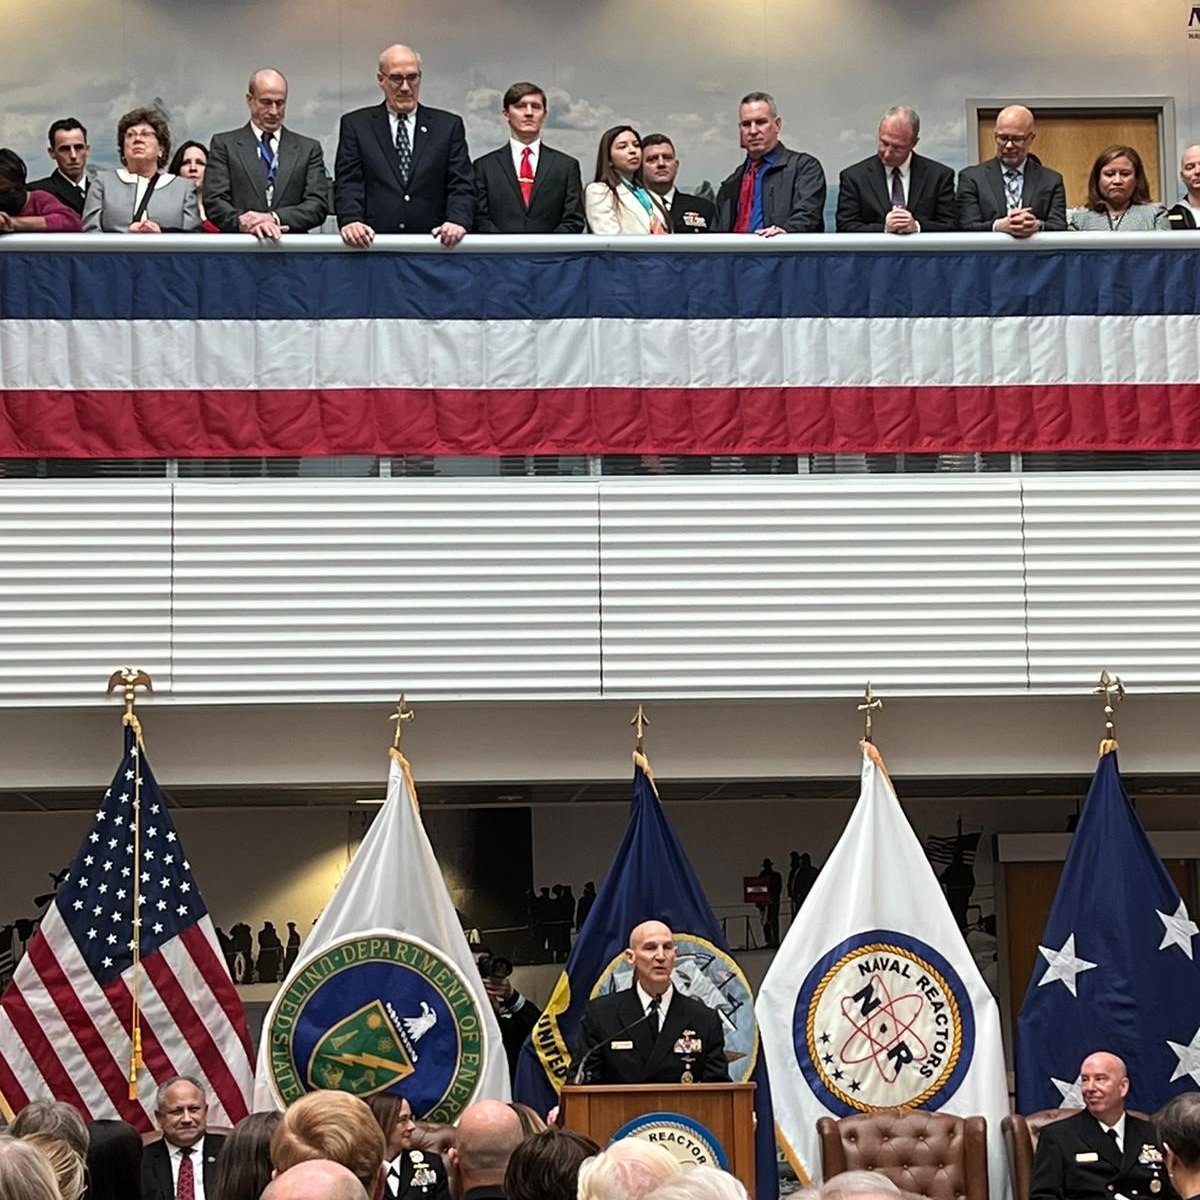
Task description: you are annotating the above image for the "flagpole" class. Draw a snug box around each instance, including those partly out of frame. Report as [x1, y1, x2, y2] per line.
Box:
[630, 704, 658, 794]
[388, 694, 420, 811]
[1092, 669, 1125, 755]
[105, 667, 154, 1101]
[857, 682, 882, 744]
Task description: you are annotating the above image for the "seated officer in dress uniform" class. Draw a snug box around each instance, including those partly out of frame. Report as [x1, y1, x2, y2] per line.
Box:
[1031, 1051, 1177, 1200]
[366, 1094, 449, 1200]
[573, 919, 729, 1084]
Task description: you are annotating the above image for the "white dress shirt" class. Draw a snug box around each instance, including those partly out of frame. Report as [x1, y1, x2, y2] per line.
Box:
[636, 982, 673, 1028]
[388, 109, 417, 152]
[510, 137, 541, 177]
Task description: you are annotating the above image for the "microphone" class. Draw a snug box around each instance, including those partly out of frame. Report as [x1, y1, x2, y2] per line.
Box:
[571, 996, 661, 1085]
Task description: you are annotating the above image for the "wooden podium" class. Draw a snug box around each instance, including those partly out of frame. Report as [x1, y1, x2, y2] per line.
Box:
[560, 1082, 757, 1195]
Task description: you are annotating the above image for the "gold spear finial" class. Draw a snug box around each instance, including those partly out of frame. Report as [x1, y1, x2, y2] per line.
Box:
[631, 704, 649, 754]
[389, 694, 414, 749]
[1092, 670, 1125, 754]
[858, 682, 882, 744]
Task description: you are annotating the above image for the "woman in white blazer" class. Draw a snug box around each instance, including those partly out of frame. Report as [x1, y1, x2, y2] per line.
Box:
[584, 125, 669, 236]
[82, 107, 200, 233]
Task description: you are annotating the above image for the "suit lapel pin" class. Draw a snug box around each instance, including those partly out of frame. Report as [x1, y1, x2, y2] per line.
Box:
[419, 126, 427, 134]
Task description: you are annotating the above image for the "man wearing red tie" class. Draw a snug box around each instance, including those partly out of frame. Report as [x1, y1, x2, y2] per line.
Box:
[473, 83, 585, 234]
[715, 92, 825, 236]
[141, 1077, 225, 1200]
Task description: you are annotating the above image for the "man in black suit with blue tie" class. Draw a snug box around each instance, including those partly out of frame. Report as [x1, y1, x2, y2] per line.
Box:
[204, 69, 331, 240]
[836, 106, 957, 234]
[473, 83, 585, 233]
[336, 44, 474, 249]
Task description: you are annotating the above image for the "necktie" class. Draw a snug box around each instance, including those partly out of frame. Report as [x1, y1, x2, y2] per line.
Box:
[519, 146, 534, 207]
[389, 1162, 403, 1197]
[648, 994, 661, 1037]
[1004, 168, 1022, 211]
[395, 117, 412, 184]
[1106, 1128, 1120, 1152]
[734, 158, 762, 233]
[258, 132, 277, 186]
[890, 166, 905, 207]
[176, 1148, 195, 1200]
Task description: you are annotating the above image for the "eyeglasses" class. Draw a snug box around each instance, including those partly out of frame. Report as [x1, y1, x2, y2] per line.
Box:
[383, 72, 422, 87]
[995, 133, 1032, 146]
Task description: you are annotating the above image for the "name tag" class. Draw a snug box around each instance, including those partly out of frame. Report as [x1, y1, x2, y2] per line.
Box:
[611, 1040, 634, 1050]
[1076, 1153, 1100, 1163]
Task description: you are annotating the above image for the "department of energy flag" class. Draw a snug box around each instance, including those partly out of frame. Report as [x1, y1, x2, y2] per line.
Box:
[0, 726, 253, 1130]
[1016, 750, 1200, 1112]
[514, 756, 779, 1200]
[757, 743, 1009, 1198]
[254, 749, 509, 1114]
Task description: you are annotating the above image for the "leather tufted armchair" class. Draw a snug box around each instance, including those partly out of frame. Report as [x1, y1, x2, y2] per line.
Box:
[817, 1108, 990, 1200]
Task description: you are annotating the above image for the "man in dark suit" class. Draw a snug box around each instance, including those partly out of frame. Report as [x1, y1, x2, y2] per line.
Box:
[715, 92, 825, 235]
[446, 1101, 523, 1200]
[836, 106, 957, 233]
[141, 1076, 225, 1200]
[473, 82, 584, 234]
[1031, 1051, 1176, 1200]
[574, 919, 729, 1084]
[28, 118, 91, 215]
[956, 104, 1066, 237]
[336, 43, 474, 249]
[204, 68, 331, 240]
[642, 135, 716, 233]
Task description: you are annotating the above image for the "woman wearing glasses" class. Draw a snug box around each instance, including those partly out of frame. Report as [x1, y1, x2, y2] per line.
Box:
[366, 1094, 450, 1200]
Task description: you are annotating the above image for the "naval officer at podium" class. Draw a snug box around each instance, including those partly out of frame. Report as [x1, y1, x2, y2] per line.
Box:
[574, 920, 730, 1084]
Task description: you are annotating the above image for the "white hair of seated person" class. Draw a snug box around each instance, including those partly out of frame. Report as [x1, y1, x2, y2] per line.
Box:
[0, 1135, 62, 1200]
[263, 1159, 371, 1200]
[643, 1164, 750, 1200]
[577, 1138, 683, 1200]
[821, 1169, 903, 1200]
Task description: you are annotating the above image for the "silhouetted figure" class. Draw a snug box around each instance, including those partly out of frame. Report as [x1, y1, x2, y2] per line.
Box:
[788, 852, 820, 917]
[230, 922, 253, 982]
[282, 921, 301, 974]
[533, 887, 553, 959]
[939, 845, 976, 933]
[215, 926, 237, 978]
[257, 921, 283, 982]
[760, 858, 783, 948]
[576, 881, 597, 931]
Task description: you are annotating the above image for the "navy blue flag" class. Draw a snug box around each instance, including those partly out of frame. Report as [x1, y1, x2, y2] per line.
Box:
[514, 759, 779, 1199]
[1016, 750, 1200, 1111]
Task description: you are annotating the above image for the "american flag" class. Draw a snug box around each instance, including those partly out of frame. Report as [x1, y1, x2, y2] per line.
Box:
[0, 726, 253, 1129]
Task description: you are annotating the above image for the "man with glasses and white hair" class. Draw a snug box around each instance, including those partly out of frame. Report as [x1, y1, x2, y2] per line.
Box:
[142, 1075, 225, 1200]
[335, 43, 474, 249]
[956, 104, 1066, 237]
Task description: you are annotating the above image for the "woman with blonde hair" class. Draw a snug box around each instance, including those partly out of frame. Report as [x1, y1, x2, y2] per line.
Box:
[0, 1136, 61, 1200]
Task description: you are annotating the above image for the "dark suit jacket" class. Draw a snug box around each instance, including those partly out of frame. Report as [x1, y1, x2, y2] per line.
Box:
[27, 170, 88, 214]
[575, 987, 729, 1085]
[715, 144, 826, 233]
[667, 189, 716, 233]
[204, 123, 330, 233]
[141, 1134, 225, 1200]
[836, 152, 958, 233]
[335, 102, 474, 234]
[956, 156, 1067, 231]
[473, 143, 584, 233]
[1030, 1111, 1176, 1200]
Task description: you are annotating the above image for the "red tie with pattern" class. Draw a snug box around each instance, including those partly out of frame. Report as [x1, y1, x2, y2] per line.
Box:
[734, 158, 762, 233]
[519, 146, 535, 207]
[177, 1148, 196, 1200]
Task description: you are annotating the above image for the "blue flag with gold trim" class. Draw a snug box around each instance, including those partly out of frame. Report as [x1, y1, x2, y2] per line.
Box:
[1016, 750, 1200, 1111]
[514, 757, 779, 1198]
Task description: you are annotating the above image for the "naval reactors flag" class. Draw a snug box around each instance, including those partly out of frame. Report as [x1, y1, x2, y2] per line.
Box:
[756, 742, 1010, 1196]
[1016, 749, 1200, 1112]
[255, 748, 509, 1113]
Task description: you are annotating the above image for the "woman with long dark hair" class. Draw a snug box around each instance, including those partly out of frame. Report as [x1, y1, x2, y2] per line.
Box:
[210, 1111, 281, 1200]
[584, 124, 668, 235]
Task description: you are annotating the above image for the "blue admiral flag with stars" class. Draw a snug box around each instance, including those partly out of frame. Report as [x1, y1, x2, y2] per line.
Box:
[0, 725, 253, 1131]
[1016, 750, 1200, 1111]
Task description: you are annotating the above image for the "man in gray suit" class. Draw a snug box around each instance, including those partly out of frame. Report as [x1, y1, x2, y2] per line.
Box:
[205, 68, 330, 239]
[956, 104, 1066, 237]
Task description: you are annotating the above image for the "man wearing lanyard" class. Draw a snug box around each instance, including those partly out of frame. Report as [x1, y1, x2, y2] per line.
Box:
[715, 92, 826, 236]
[205, 68, 331, 240]
[141, 1077, 225, 1200]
